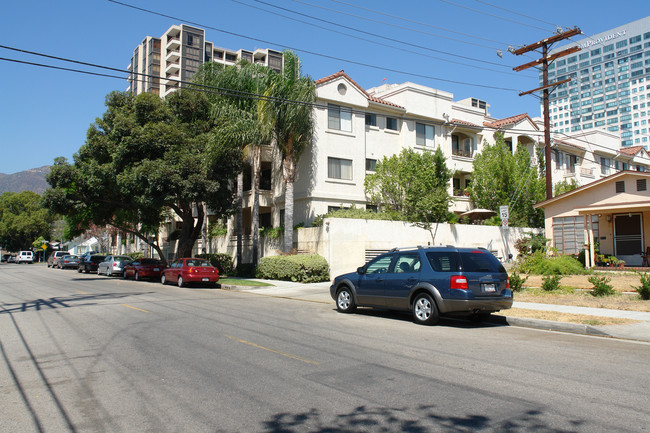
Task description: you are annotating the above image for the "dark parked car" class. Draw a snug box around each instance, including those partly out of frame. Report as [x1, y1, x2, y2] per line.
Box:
[161, 258, 219, 288]
[77, 254, 107, 273]
[48, 251, 70, 268]
[123, 258, 164, 281]
[97, 255, 133, 276]
[57, 254, 80, 269]
[1, 254, 11, 262]
[330, 246, 512, 325]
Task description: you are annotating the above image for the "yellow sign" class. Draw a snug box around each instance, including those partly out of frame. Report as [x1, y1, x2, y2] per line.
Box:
[42, 244, 48, 250]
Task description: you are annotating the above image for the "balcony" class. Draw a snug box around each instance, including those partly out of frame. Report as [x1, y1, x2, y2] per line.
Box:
[166, 50, 180, 63]
[166, 37, 180, 51]
[165, 61, 180, 75]
[580, 167, 595, 178]
[452, 148, 474, 158]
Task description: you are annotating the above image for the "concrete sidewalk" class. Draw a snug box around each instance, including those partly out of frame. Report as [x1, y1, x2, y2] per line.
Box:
[221, 279, 650, 342]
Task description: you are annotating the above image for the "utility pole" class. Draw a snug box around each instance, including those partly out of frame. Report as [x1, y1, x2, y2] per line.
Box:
[512, 28, 581, 200]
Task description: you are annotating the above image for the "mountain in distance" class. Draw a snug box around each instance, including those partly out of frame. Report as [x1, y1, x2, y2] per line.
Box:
[0, 166, 51, 194]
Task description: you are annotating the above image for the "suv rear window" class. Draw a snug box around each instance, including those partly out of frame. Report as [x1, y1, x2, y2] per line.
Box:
[459, 251, 505, 273]
[426, 252, 459, 272]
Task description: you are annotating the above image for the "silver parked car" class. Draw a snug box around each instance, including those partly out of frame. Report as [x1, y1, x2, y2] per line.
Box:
[97, 255, 133, 276]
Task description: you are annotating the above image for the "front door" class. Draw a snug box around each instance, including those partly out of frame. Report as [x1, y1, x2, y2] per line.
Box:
[614, 214, 643, 266]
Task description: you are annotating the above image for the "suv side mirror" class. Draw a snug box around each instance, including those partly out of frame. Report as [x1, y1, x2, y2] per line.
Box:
[357, 267, 365, 274]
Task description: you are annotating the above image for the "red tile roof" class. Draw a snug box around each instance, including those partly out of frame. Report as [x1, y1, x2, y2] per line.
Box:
[451, 118, 479, 127]
[553, 139, 585, 150]
[483, 113, 538, 130]
[619, 145, 646, 156]
[315, 70, 404, 109]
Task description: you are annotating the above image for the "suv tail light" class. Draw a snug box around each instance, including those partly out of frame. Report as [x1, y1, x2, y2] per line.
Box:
[506, 277, 510, 289]
[450, 275, 468, 290]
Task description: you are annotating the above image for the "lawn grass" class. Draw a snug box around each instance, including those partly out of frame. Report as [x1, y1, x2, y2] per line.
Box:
[219, 278, 275, 287]
[514, 286, 650, 312]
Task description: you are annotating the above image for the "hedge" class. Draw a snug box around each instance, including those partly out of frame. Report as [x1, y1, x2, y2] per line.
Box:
[197, 253, 234, 275]
[256, 254, 330, 283]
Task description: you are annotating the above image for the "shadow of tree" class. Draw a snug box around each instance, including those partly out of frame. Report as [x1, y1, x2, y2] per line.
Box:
[0, 292, 152, 314]
[262, 406, 584, 432]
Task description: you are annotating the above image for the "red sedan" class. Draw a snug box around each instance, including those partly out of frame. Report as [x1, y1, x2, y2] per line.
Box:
[161, 258, 219, 288]
[123, 258, 164, 281]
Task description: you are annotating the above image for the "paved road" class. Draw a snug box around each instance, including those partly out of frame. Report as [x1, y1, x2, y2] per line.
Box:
[1, 264, 649, 432]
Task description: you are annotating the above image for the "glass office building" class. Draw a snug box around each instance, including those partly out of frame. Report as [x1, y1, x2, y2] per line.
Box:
[543, 16, 650, 147]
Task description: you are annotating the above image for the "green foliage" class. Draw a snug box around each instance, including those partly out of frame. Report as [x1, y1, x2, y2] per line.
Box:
[588, 275, 615, 297]
[208, 222, 228, 238]
[634, 272, 650, 300]
[197, 253, 234, 275]
[43, 89, 243, 260]
[515, 233, 549, 256]
[259, 226, 284, 240]
[468, 133, 545, 228]
[312, 206, 403, 227]
[255, 254, 330, 283]
[516, 250, 589, 275]
[541, 274, 562, 292]
[129, 252, 145, 260]
[509, 272, 528, 292]
[554, 178, 580, 196]
[0, 191, 54, 251]
[364, 147, 453, 241]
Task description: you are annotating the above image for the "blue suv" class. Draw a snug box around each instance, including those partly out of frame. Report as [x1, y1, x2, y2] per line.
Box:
[330, 246, 512, 325]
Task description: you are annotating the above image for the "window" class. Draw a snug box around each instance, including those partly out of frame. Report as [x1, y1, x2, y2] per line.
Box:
[601, 157, 611, 175]
[616, 181, 625, 193]
[637, 179, 647, 191]
[366, 255, 394, 274]
[553, 216, 597, 255]
[415, 123, 434, 146]
[328, 104, 352, 132]
[386, 117, 398, 131]
[365, 158, 377, 172]
[394, 254, 421, 273]
[328, 157, 352, 180]
[365, 113, 377, 127]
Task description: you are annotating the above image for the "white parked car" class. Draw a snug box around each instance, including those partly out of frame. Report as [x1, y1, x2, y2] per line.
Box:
[17, 251, 34, 264]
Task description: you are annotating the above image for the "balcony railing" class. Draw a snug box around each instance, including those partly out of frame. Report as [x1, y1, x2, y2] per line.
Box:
[452, 149, 474, 158]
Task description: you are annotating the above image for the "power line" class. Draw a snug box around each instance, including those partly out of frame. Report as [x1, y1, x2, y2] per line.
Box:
[288, 0, 503, 50]
[106, 0, 523, 92]
[246, 0, 517, 70]
[328, 0, 514, 46]
[438, 0, 554, 33]
[232, 0, 523, 77]
[470, 0, 563, 29]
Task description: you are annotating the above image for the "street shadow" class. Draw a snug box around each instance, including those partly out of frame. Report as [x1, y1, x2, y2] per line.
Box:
[337, 308, 508, 329]
[0, 291, 153, 315]
[261, 405, 585, 432]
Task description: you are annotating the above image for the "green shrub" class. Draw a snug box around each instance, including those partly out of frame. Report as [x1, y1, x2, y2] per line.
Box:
[634, 272, 650, 300]
[259, 226, 283, 240]
[256, 254, 330, 283]
[197, 253, 234, 275]
[128, 251, 145, 260]
[509, 272, 528, 292]
[541, 274, 562, 292]
[516, 250, 588, 275]
[312, 207, 403, 227]
[588, 275, 615, 297]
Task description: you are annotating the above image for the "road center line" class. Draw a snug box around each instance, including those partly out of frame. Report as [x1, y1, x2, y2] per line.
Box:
[77, 290, 89, 295]
[120, 304, 151, 313]
[225, 335, 320, 365]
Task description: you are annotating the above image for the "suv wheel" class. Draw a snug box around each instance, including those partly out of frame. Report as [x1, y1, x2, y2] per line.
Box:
[412, 293, 439, 325]
[336, 287, 357, 313]
[77, 267, 82, 273]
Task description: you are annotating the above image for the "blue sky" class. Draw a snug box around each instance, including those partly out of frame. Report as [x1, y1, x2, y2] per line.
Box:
[0, 0, 646, 174]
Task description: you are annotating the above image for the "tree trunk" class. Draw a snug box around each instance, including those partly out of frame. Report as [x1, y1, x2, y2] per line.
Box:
[282, 156, 296, 254]
[110, 224, 168, 266]
[251, 145, 261, 267]
[236, 172, 243, 268]
[175, 203, 204, 259]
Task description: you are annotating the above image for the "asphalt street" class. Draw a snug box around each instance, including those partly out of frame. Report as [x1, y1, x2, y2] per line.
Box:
[1, 263, 649, 432]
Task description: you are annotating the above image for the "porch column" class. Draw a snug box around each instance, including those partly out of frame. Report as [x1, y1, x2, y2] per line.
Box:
[588, 214, 596, 268]
[583, 216, 590, 268]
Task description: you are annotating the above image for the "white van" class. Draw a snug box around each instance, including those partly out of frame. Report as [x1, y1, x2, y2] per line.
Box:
[17, 251, 34, 264]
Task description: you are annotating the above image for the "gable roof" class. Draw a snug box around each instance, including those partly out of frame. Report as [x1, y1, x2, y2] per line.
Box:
[315, 70, 404, 109]
[619, 145, 647, 156]
[534, 170, 650, 209]
[483, 113, 539, 130]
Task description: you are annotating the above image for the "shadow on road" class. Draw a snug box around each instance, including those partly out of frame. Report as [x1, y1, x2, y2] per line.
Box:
[0, 291, 154, 315]
[346, 308, 507, 329]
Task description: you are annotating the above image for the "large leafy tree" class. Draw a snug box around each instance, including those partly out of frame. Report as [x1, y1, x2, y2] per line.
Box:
[468, 133, 545, 228]
[260, 51, 316, 253]
[0, 191, 54, 251]
[365, 147, 454, 242]
[44, 90, 243, 262]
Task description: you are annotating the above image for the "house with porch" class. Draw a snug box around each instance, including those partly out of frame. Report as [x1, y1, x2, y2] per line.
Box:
[534, 171, 650, 267]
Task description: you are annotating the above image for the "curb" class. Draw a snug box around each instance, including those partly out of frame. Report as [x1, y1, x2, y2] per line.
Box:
[489, 315, 611, 337]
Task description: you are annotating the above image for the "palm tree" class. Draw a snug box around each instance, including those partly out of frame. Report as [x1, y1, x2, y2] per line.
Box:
[260, 51, 316, 253]
[197, 61, 273, 267]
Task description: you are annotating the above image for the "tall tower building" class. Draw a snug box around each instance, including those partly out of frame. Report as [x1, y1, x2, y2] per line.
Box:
[127, 24, 284, 97]
[542, 16, 650, 147]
